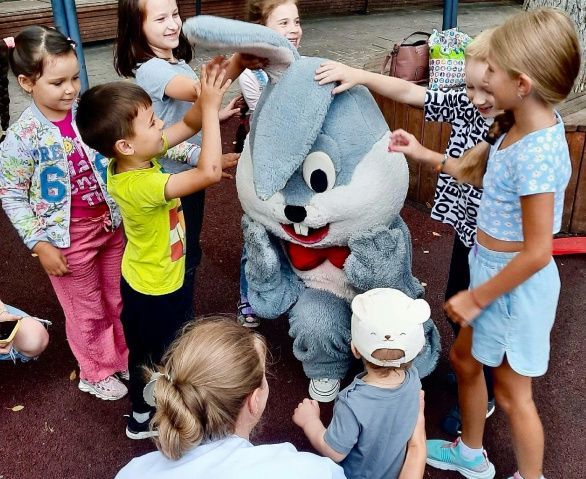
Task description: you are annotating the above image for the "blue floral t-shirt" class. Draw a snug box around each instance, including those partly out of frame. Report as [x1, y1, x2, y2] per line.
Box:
[478, 113, 571, 241]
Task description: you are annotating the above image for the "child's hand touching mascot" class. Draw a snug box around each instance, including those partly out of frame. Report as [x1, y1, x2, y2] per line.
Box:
[183, 16, 440, 402]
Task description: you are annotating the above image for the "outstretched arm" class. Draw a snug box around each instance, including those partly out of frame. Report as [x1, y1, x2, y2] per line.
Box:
[293, 399, 347, 463]
[315, 61, 426, 106]
[164, 64, 228, 200]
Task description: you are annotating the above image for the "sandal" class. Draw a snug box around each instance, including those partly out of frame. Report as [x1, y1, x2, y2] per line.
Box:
[237, 300, 260, 328]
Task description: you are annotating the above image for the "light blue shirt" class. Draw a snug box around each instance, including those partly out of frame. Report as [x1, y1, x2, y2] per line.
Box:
[116, 436, 346, 479]
[478, 113, 571, 241]
[136, 58, 201, 173]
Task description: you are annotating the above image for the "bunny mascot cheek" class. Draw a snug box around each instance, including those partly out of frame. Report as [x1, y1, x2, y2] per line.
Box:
[183, 16, 440, 402]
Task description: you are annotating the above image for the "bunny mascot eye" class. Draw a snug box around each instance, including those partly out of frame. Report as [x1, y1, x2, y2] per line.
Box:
[302, 152, 336, 193]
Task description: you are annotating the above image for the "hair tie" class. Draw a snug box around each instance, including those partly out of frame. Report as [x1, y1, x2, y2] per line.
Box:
[143, 371, 173, 407]
[3, 37, 15, 49]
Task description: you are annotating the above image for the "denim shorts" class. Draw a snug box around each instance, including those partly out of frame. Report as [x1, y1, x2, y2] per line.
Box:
[0, 305, 34, 363]
[468, 242, 560, 377]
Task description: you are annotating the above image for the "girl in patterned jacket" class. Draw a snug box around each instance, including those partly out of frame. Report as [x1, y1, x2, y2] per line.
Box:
[0, 27, 129, 400]
[391, 9, 580, 479]
[315, 29, 498, 433]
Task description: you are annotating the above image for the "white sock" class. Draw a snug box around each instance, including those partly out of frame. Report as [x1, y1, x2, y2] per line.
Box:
[132, 410, 151, 423]
[457, 438, 484, 460]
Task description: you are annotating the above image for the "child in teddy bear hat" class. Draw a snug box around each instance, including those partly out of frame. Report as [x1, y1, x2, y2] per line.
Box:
[293, 288, 429, 479]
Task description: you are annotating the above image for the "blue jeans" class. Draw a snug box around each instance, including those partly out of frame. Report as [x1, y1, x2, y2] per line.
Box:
[239, 245, 248, 301]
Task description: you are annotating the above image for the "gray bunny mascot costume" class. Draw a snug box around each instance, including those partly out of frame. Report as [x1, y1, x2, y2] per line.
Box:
[183, 16, 440, 402]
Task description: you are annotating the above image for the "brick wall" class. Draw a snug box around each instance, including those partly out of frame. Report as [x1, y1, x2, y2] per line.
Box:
[181, 0, 521, 20]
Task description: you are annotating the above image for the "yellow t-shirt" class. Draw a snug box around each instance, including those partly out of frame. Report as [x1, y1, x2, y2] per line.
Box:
[107, 158, 186, 295]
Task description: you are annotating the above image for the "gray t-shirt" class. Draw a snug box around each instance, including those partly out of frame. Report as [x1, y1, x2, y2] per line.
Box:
[324, 368, 421, 479]
[136, 58, 201, 173]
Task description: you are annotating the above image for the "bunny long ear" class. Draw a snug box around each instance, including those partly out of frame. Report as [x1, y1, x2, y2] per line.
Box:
[182, 15, 300, 82]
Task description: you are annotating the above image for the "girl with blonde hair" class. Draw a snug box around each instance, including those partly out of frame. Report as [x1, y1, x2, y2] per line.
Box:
[316, 28, 499, 432]
[390, 8, 581, 479]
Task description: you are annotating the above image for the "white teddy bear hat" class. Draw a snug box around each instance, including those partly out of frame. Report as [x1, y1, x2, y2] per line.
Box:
[351, 288, 431, 367]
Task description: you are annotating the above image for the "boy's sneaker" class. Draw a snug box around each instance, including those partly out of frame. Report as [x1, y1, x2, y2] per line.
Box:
[79, 375, 128, 400]
[427, 437, 495, 479]
[125, 411, 159, 440]
[309, 378, 340, 402]
[442, 399, 497, 436]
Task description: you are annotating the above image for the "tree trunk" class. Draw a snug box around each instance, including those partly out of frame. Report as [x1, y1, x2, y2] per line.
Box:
[523, 0, 585, 92]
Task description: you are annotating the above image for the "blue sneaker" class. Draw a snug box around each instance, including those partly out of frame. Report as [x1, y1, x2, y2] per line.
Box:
[426, 437, 496, 479]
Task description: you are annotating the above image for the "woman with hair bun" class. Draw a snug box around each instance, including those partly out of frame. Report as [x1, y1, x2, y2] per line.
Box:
[115, 317, 346, 478]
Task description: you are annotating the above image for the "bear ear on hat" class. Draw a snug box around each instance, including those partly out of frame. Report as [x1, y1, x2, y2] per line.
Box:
[406, 298, 431, 325]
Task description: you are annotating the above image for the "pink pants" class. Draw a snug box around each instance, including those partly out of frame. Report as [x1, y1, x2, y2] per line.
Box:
[49, 217, 128, 382]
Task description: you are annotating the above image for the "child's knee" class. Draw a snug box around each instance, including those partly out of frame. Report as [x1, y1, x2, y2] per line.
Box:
[13, 318, 49, 357]
[493, 383, 534, 416]
[449, 345, 481, 378]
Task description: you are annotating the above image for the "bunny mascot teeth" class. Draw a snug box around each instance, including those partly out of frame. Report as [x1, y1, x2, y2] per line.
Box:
[183, 16, 440, 402]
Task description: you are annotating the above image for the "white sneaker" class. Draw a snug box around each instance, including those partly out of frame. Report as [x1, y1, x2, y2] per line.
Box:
[117, 370, 130, 381]
[309, 378, 340, 402]
[79, 375, 128, 400]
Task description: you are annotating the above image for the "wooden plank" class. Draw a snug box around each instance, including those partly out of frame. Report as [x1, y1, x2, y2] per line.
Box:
[562, 131, 585, 232]
[569, 135, 586, 234]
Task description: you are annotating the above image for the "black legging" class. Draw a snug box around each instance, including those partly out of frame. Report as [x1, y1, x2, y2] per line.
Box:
[445, 235, 495, 402]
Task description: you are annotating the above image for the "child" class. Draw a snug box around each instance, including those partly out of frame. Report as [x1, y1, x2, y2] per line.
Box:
[293, 288, 428, 479]
[0, 27, 129, 400]
[116, 317, 346, 478]
[76, 63, 230, 439]
[115, 0, 245, 321]
[391, 8, 580, 479]
[237, 0, 303, 327]
[239, 0, 302, 112]
[315, 29, 498, 434]
[0, 299, 50, 362]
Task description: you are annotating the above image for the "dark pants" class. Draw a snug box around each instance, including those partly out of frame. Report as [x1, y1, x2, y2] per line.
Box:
[445, 235, 494, 401]
[181, 190, 205, 320]
[120, 277, 190, 413]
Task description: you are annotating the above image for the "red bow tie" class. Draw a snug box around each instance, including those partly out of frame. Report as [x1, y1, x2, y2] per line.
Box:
[285, 241, 350, 271]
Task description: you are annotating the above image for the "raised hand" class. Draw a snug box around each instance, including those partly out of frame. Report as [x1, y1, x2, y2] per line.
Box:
[199, 63, 232, 113]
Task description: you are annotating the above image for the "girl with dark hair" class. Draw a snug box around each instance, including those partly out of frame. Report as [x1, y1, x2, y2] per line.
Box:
[114, 0, 253, 320]
[0, 27, 129, 400]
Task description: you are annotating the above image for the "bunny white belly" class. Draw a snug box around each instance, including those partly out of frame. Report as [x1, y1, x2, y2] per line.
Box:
[292, 261, 357, 302]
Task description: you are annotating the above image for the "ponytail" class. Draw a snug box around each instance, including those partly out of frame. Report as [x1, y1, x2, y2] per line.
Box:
[458, 110, 515, 186]
[148, 317, 267, 460]
[0, 38, 11, 143]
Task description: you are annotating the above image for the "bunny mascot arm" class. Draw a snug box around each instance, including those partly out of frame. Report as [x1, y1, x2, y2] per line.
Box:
[183, 16, 440, 401]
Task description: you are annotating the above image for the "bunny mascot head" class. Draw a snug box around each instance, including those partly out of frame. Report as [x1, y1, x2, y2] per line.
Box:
[183, 16, 440, 402]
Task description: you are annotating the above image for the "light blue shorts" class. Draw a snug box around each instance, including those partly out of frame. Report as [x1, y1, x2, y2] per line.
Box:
[468, 243, 560, 377]
[0, 305, 34, 363]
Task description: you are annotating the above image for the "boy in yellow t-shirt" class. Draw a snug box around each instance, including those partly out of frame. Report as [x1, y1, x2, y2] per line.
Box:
[76, 64, 236, 439]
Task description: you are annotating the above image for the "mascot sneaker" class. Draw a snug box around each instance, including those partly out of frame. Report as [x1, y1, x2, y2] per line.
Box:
[309, 378, 340, 402]
[426, 437, 495, 479]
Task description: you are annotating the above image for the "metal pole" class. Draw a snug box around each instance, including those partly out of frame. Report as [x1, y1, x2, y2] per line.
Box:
[195, 0, 201, 16]
[50, 0, 68, 35]
[51, 0, 90, 92]
[62, 0, 89, 92]
[442, 0, 458, 30]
